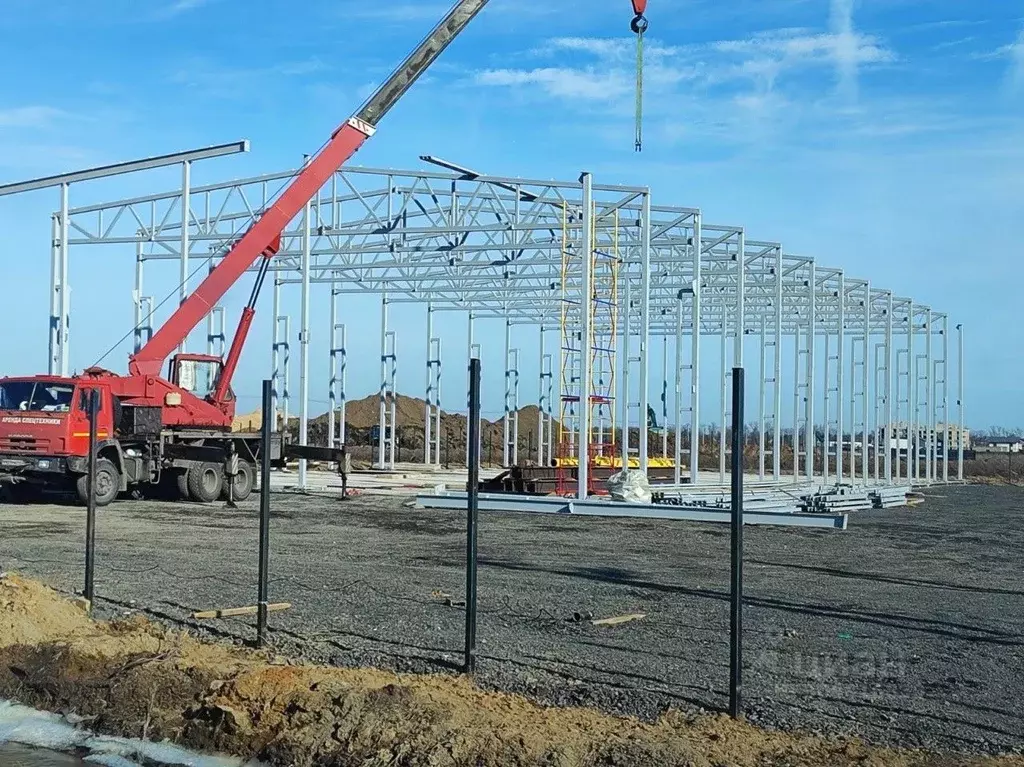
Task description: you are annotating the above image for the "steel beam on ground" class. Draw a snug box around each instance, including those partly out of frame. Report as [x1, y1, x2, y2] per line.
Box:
[415, 492, 848, 529]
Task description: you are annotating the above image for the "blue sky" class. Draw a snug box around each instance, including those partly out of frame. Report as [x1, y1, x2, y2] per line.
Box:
[0, 0, 1021, 430]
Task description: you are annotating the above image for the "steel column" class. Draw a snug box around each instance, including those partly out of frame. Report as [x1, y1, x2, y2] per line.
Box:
[719, 314, 728, 484]
[957, 323, 964, 482]
[805, 260, 816, 481]
[178, 161, 191, 353]
[836, 273, 845, 484]
[639, 192, 651, 473]
[578, 172, 594, 500]
[48, 215, 60, 374]
[620, 277, 632, 468]
[758, 315, 766, 481]
[503, 320, 520, 467]
[773, 246, 782, 481]
[861, 284, 870, 483]
[425, 303, 435, 465]
[690, 212, 702, 485]
[297, 179, 312, 488]
[674, 293, 684, 485]
[271, 279, 280, 433]
[661, 335, 669, 460]
[908, 306, 916, 482]
[539, 325, 551, 466]
[885, 292, 894, 482]
[59, 183, 70, 375]
[379, 296, 389, 470]
[823, 333, 831, 486]
[329, 292, 347, 449]
[940, 313, 949, 483]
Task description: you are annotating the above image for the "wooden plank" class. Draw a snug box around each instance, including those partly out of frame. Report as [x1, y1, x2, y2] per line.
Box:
[591, 612, 646, 627]
[192, 602, 291, 620]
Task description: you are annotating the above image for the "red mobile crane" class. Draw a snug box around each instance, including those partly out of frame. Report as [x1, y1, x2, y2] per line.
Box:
[0, 0, 489, 506]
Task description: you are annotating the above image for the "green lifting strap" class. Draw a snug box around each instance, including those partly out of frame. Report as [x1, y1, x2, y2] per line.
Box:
[635, 27, 645, 152]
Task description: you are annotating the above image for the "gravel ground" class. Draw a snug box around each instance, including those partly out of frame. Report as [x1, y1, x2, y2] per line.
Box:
[1, 484, 1022, 757]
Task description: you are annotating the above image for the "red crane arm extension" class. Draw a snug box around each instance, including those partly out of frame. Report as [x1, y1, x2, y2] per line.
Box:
[632, 0, 648, 15]
[213, 305, 255, 404]
[128, 121, 371, 378]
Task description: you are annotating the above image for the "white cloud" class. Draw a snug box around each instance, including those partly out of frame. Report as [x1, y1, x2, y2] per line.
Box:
[338, 0, 557, 24]
[343, 3, 450, 23]
[708, 23, 893, 97]
[829, 0, 858, 98]
[1011, 26, 1024, 88]
[975, 23, 1024, 90]
[169, 57, 327, 96]
[0, 106, 66, 129]
[164, 0, 212, 16]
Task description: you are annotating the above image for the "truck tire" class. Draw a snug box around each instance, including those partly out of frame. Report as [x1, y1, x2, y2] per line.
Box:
[221, 461, 255, 502]
[186, 462, 223, 503]
[175, 470, 189, 500]
[75, 458, 120, 507]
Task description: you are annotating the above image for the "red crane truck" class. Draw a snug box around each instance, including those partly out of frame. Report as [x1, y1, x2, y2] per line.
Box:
[0, 0, 490, 506]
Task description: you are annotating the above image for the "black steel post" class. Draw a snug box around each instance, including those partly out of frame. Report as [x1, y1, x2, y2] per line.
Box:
[464, 358, 482, 674]
[83, 389, 98, 610]
[257, 379, 273, 647]
[729, 366, 745, 719]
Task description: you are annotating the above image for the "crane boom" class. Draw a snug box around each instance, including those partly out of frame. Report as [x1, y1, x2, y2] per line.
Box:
[128, 0, 490, 378]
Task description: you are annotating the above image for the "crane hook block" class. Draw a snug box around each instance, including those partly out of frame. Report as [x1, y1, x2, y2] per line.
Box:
[632, 0, 648, 14]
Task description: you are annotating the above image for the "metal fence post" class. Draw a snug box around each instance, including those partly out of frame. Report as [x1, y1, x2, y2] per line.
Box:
[84, 389, 98, 611]
[464, 357, 482, 674]
[729, 366, 745, 719]
[257, 379, 273, 648]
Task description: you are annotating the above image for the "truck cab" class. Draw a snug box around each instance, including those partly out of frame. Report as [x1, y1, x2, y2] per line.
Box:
[168, 353, 236, 413]
[0, 376, 117, 500]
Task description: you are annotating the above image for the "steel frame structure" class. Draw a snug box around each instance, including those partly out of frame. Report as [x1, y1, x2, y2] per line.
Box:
[52, 160, 963, 497]
[0, 141, 250, 377]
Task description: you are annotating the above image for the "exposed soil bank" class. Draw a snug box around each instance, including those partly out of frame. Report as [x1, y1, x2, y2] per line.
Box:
[0, 575, 1020, 767]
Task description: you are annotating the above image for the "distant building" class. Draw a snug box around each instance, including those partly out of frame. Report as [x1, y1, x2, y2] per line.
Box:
[974, 437, 1024, 454]
[880, 422, 971, 452]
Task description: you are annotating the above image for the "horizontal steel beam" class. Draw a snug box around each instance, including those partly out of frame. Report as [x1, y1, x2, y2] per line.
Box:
[0, 141, 249, 196]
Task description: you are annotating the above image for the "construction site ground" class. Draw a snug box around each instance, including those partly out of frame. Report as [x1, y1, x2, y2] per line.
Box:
[0, 483, 1021, 762]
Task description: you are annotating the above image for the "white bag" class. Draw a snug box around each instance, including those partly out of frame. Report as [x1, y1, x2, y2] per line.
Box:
[606, 469, 652, 504]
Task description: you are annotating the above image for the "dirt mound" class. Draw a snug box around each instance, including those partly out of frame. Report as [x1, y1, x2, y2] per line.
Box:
[0, 574, 1020, 767]
[232, 407, 285, 433]
[0, 574, 92, 647]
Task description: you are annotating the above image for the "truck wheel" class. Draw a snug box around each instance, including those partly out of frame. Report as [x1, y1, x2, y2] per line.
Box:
[175, 470, 189, 500]
[186, 463, 223, 503]
[75, 458, 120, 507]
[221, 461, 255, 502]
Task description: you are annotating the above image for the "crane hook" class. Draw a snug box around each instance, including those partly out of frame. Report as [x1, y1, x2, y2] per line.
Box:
[630, 13, 649, 34]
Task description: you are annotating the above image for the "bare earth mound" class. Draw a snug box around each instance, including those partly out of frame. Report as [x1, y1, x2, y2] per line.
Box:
[0, 574, 1019, 767]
